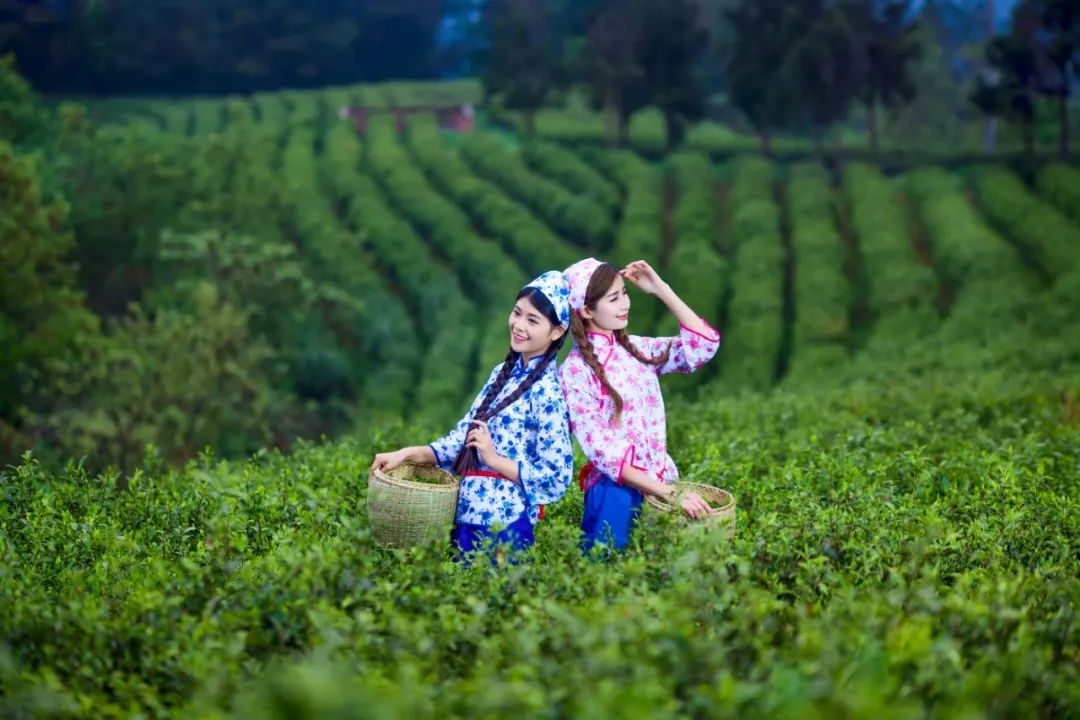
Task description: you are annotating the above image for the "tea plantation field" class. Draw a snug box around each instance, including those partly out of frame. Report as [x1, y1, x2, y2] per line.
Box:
[3, 81, 1080, 718]
[63, 81, 1080, 418]
[4, 368, 1080, 718]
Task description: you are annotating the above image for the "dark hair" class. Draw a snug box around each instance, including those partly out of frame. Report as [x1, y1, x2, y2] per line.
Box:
[568, 261, 670, 423]
[450, 286, 567, 477]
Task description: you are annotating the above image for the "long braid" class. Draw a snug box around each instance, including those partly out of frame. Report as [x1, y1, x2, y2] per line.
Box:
[475, 349, 517, 417]
[614, 329, 671, 367]
[570, 313, 625, 423]
[480, 340, 563, 421]
[450, 336, 566, 477]
[451, 349, 515, 477]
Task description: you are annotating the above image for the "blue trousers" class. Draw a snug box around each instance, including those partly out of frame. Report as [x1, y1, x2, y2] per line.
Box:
[580, 475, 643, 555]
[452, 511, 534, 564]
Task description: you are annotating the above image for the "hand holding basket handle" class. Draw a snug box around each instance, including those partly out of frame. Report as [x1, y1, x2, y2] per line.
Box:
[370, 446, 437, 477]
[366, 460, 460, 548]
[619, 464, 711, 520]
[644, 481, 737, 539]
[371, 449, 408, 476]
[669, 488, 711, 520]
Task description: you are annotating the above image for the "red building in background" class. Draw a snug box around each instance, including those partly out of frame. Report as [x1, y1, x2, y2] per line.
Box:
[339, 103, 474, 135]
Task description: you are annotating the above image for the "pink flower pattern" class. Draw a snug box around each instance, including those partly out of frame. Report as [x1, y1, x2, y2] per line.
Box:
[559, 321, 721, 492]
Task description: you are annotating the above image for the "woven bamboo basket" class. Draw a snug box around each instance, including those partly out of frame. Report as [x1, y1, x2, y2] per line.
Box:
[645, 482, 736, 540]
[367, 462, 459, 548]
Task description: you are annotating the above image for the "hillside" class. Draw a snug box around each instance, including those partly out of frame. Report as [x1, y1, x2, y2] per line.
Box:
[63, 78, 1080, 414]
[3, 77, 1080, 717]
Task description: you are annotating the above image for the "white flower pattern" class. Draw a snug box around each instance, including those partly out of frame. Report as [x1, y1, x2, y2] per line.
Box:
[559, 322, 721, 491]
[429, 355, 574, 526]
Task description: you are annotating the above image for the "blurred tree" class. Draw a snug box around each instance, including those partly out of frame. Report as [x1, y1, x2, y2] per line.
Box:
[0, 0, 71, 89]
[0, 51, 50, 147]
[723, 0, 801, 152]
[696, 0, 740, 97]
[32, 284, 278, 475]
[579, 3, 649, 147]
[0, 137, 98, 463]
[438, 0, 487, 76]
[844, 0, 923, 155]
[888, 2, 971, 148]
[0, 53, 48, 146]
[0, 0, 447, 94]
[1031, 0, 1079, 157]
[634, 0, 709, 150]
[971, 2, 1041, 157]
[47, 103, 194, 316]
[779, 0, 865, 155]
[357, 0, 442, 82]
[481, 0, 568, 134]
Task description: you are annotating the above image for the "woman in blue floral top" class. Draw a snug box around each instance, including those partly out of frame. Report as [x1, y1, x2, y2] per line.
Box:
[370, 271, 575, 561]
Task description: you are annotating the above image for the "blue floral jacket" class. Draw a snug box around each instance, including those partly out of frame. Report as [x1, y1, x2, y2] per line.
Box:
[429, 354, 574, 526]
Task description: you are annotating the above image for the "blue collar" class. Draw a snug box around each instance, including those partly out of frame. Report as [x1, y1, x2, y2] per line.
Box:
[511, 353, 545, 378]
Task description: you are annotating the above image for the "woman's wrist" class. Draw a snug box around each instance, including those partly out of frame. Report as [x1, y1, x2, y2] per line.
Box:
[653, 281, 675, 302]
[485, 452, 519, 482]
[407, 446, 436, 464]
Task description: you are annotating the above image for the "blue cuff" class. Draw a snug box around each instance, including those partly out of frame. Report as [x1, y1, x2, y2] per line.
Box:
[428, 443, 443, 467]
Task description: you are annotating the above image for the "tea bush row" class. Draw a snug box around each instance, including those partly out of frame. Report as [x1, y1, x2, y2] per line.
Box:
[460, 133, 613, 248]
[719, 156, 785, 393]
[664, 150, 728, 334]
[784, 162, 850, 382]
[364, 117, 527, 306]
[901, 168, 1020, 289]
[317, 122, 425, 417]
[1036, 162, 1080, 224]
[278, 90, 322, 134]
[586, 149, 666, 333]
[970, 165, 1080, 281]
[907, 166, 1041, 354]
[343, 165, 476, 423]
[521, 138, 621, 213]
[405, 116, 578, 274]
[840, 163, 937, 353]
[660, 151, 728, 394]
[278, 127, 394, 395]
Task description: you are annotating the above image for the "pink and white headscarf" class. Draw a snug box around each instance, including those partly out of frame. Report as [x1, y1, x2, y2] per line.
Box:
[563, 257, 606, 313]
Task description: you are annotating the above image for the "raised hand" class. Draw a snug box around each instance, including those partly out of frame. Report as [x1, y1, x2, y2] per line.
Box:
[620, 259, 668, 296]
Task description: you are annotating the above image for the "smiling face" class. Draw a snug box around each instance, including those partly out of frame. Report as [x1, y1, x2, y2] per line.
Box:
[509, 293, 565, 361]
[580, 272, 630, 335]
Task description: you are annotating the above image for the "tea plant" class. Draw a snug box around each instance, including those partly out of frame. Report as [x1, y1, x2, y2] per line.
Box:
[4, 360, 1080, 718]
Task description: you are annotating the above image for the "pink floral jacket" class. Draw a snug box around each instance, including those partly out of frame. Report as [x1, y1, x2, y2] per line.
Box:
[559, 321, 721, 492]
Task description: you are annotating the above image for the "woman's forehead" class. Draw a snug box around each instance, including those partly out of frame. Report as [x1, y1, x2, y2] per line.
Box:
[606, 274, 625, 293]
[515, 296, 542, 314]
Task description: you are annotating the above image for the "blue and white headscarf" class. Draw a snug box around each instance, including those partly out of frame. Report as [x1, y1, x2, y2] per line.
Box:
[523, 270, 571, 329]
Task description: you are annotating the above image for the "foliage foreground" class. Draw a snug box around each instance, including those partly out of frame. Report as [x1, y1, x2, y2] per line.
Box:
[3, 365, 1080, 719]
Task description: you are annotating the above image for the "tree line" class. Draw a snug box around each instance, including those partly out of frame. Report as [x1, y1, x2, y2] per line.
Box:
[2, 1, 1076, 155]
[481, 0, 1077, 156]
[0, 0, 444, 94]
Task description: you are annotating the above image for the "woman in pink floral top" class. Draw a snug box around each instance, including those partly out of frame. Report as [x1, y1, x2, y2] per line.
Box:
[559, 257, 721, 554]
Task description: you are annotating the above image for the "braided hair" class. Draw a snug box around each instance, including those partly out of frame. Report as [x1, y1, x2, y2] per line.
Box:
[450, 286, 567, 477]
[572, 262, 671, 424]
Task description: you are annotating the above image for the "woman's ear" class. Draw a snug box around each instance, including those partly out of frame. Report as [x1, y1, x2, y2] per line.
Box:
[550, 325, 566, 342]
